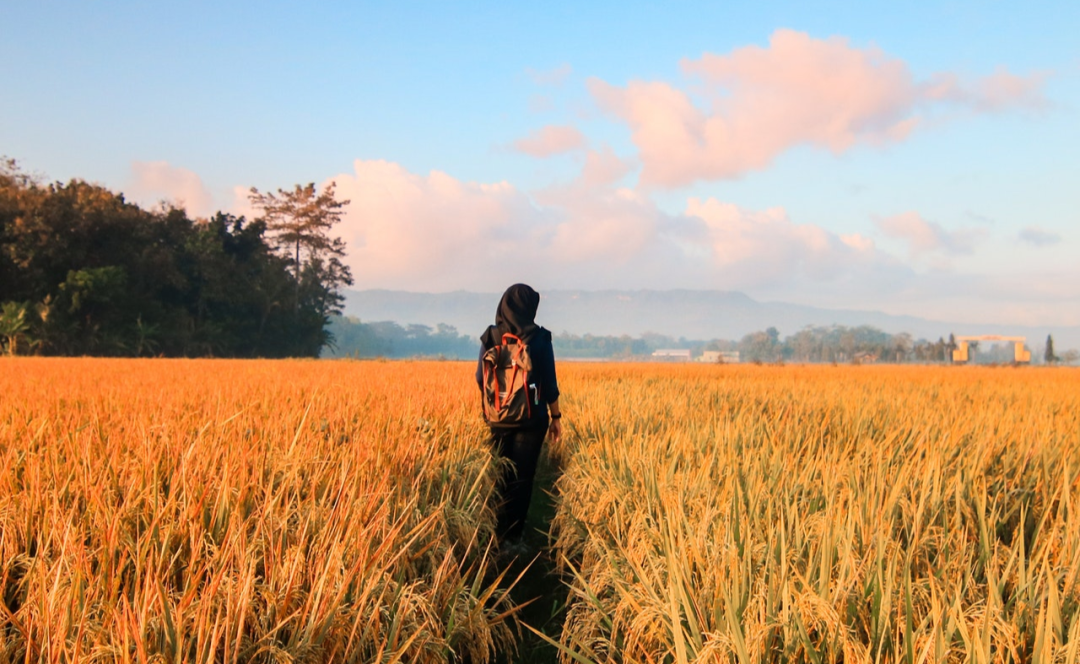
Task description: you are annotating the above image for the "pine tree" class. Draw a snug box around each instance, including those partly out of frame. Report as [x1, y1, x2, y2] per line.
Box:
[248, 182, 350, 280]
[249, 182, 353, 305]
[1045, 334, 1056, 364]
[248, 182, 354, 354]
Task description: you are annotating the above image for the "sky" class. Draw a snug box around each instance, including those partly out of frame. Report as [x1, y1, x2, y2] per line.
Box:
[3, 1, 1078, 326]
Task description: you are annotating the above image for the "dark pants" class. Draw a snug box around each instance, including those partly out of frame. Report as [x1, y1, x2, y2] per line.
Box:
[488, 425, 547, 541]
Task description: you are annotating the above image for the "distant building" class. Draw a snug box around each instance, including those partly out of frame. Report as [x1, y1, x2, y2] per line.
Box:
[652, 349, 692, 361]
[698, 350, 740, 363]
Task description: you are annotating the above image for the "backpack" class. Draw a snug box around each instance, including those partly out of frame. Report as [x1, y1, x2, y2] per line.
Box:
[481, 333, 540, 426]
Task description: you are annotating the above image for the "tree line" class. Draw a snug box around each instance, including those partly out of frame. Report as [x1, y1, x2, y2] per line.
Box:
[0, 159, 351, 357]
[324, 320, 728, 360]
[321, 317, 1078, 364]
[731, 325, 931, 363]
[552, 325, 956, 363]
[727, 326, 1076, 364]
[324, 316, 479, 359]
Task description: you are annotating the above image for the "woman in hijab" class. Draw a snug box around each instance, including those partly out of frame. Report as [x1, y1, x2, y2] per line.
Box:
[476, 283, 562, 548]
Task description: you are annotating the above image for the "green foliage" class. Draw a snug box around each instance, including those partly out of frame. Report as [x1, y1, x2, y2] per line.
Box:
[248, 182, 353, 311]
[555, 332, 652, 358]
[325, 316, 479, 358]
[0, 159, 348, 357]
[0, 301, 32, 355]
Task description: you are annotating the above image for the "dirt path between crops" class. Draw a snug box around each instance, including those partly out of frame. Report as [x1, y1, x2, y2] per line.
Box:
[500, 450, 567, 664]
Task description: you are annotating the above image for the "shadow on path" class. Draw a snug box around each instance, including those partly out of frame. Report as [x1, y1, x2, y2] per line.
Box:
[498, 449, 567, 664]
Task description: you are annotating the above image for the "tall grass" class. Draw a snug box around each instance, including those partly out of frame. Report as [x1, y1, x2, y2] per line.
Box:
[0, 358, 515, 663]
[551, 364, 1080, 663]
[6, 359, 1078, 663]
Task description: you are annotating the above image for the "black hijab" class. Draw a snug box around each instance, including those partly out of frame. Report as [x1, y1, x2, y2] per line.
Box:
[481, 283, 540, 348]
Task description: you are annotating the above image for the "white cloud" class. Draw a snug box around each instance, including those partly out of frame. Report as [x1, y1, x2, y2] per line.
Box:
[322, 158, 1080, 326]
[874, 211, 987, 258]
[325, 158, 901, 294]
[145, 153, 1074, 327]
[328, 160, 554, 290]
[930, 66, 1048, 112]
[578, 146, 635, 188]
[683, 198, 887, 288]
[511, 125, 587, 157]
[588, 29, 1047, 187]
[128, 161, 215, 218]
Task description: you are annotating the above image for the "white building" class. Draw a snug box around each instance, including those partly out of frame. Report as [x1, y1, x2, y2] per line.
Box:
[698, 350, 740, 363]
[652, 349, 692, 361]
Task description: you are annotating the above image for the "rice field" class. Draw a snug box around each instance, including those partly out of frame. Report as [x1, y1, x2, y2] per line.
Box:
[551, 364, 1080, 663]
[2, 359, 1079, 663]
[0, 358, 515, 663]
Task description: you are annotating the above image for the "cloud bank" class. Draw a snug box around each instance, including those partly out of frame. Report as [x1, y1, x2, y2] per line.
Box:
[328, 158, 900, 296]
[321, 157, 1077, 325]
[588, 29, 1046, 187]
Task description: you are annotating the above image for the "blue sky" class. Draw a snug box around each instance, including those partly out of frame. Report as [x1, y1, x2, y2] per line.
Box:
[3, 1, 1078, 326]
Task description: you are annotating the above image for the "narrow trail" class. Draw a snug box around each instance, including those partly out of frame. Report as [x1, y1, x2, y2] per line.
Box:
[502, 450, 568, 664]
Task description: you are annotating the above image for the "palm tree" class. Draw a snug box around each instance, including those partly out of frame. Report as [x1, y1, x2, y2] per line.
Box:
[0, 301, 30, 355]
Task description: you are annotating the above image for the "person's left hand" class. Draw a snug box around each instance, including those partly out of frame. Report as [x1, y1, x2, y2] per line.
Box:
[548, 417, 562, 443]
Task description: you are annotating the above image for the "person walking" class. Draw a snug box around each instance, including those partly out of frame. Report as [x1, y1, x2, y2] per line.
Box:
[477, 284, 562, 550]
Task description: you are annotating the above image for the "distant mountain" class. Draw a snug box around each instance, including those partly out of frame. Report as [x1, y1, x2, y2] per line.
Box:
[342, 289, 1080, 349]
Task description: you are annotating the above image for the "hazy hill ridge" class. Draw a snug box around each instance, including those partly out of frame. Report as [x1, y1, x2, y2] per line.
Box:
[343, 289, 1080, 348]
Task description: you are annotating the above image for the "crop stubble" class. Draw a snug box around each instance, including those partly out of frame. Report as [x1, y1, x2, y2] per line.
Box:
[2, 359, 1078, 663]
